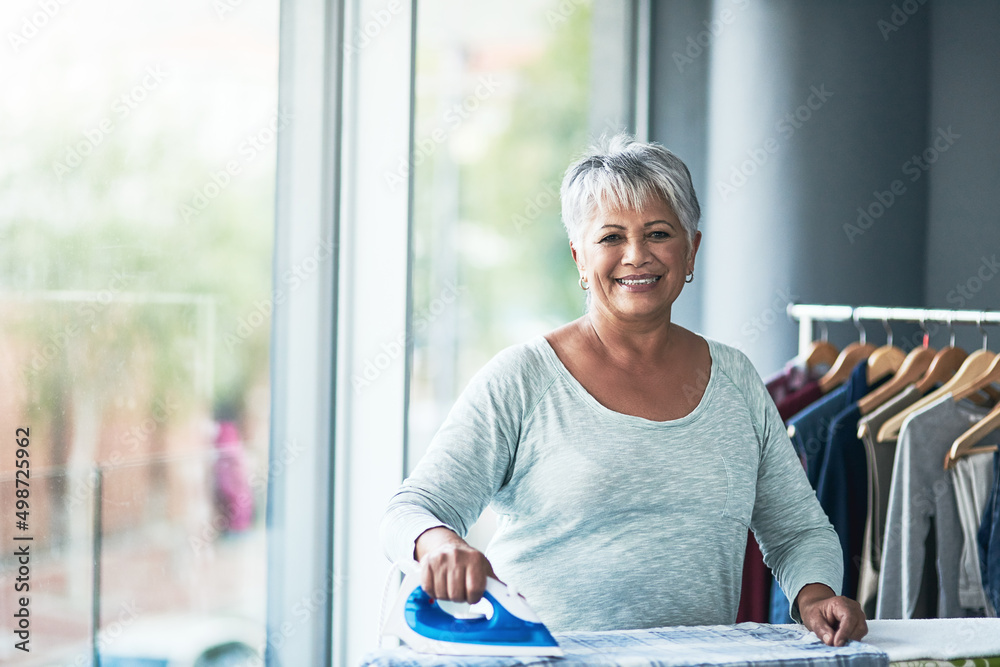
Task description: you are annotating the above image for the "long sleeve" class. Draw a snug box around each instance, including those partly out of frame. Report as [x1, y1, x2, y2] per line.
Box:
[379, 345, 543, 566]
[877, 395, 995, 619]
[727, 353, 844, 622]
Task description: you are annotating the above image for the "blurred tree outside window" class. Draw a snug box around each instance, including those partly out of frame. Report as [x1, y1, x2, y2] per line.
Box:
[409, 0, 614, 547]
[0, 0, 277, 663]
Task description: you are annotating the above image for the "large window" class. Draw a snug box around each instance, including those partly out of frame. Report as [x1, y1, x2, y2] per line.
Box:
[0, 2, 636, 664]
[0, 1, 278, 663]
[407, 0, 633, 549]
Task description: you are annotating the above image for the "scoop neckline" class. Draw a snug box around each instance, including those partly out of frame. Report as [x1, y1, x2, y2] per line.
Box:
[534, 335, 718, 429]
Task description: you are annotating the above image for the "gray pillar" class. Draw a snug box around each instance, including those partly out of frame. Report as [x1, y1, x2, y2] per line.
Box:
[924, 0, 1000, 353]
[694, 0, 930, 373]
[648, 0, 713, 334]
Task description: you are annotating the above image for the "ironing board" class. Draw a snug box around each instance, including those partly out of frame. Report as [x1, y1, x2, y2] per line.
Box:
[361, 619, 1000, 667]
[361, 622, 889, 667]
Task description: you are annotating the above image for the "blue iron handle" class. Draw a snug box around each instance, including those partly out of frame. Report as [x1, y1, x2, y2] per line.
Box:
[404, 585, 558, 646]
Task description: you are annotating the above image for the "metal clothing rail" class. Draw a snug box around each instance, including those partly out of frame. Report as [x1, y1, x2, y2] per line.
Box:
[786, 303, 1000, 358]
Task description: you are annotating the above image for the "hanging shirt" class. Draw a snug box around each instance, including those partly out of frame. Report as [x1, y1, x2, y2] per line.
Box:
[877, 395, 1000, 619]
[788, 361, 875, 487]
[951, 454, 995, 612]
[765, 361, 815, 405]
[816, 403, 869, 601]
[771, 361, 877, 624]
[815, 368, 892, 602]
[855, 385, 923, 617]
[778, 381, 825, 429]
[979, 452, 1000, 616]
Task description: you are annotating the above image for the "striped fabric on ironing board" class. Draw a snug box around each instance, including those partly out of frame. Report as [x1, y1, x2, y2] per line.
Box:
[360, 622, 889, 667]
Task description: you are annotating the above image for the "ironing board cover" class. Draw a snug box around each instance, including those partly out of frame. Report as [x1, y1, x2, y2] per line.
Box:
[361, 622, 889, 667]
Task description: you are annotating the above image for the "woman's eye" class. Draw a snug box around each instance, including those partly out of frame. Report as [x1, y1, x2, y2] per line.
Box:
[599, 234, 621, 243]
[649, 231, 670, 239]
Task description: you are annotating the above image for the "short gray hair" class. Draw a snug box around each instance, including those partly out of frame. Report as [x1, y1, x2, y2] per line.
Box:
[560, 134, 701, 252]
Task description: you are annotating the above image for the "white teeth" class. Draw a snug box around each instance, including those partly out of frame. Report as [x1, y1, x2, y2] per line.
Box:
[617, 277, 659, 286]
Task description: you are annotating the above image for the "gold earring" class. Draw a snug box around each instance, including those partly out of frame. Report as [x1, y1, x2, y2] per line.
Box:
[579, 276, 589, 291]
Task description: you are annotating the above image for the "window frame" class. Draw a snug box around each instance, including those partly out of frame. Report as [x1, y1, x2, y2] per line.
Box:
[267, 1, 641, 664]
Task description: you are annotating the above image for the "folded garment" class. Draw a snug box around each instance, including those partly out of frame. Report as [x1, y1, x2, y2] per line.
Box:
[860, 618, 1000, 661]
[890, 660, 1000, 667]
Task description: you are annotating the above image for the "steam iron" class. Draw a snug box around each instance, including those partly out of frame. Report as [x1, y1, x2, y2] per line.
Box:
[382, 564, 563, 657]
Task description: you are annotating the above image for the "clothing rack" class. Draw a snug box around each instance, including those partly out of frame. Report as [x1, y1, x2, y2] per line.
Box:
[786, 304, 1000, 358]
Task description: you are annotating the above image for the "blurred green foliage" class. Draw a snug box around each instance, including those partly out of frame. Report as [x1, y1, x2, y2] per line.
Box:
[0, 86, 274, 431]
[412, 0, 592, 384]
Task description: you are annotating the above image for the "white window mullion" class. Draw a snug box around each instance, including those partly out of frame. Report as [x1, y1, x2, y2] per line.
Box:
[267, 0, 345, 664]
[334, 0, 415, 665]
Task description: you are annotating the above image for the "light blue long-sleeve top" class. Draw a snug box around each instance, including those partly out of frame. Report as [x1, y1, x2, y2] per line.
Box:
[380, 336, 843, 631]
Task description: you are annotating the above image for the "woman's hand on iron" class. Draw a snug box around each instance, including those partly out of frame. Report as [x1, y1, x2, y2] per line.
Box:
[415, 526, 497, 604]
[796, 583, 868, 647]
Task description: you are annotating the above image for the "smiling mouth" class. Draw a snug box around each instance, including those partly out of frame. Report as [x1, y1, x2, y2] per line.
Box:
[615, 276, 661, 286]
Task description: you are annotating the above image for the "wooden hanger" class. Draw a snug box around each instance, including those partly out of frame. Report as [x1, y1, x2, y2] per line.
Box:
[857, 344, 936, 417]
[876, 348, 992, 442]
[818, 342, 874, 393]
[915, 346, 969, 394]
[818, 314, 874, 393]
[867, 345, 905, 385]
[805, 339, 839, 373]
[952, 352, 1000, 402]
[859, 317, 936, 436]
[916, 318, 966, 395]
[865, 318, 905, 385]
[944, 401, 1000, 469]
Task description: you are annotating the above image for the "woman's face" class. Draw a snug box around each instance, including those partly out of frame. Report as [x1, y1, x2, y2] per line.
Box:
[572, 198, 700, 325]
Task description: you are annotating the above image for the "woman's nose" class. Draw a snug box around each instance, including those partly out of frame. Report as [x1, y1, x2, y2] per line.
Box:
[622, 239, 651, 265]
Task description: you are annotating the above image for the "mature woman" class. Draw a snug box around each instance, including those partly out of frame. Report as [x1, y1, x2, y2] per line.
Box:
[380, 135, 867, 646]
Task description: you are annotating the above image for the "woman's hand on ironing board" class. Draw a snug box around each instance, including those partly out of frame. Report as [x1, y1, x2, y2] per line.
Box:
[796, 583, 868, 647]
[415, 526, 498, 604]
